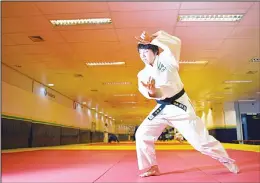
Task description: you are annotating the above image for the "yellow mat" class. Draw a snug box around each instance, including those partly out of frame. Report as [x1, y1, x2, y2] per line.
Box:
[2, 141, 260, 153]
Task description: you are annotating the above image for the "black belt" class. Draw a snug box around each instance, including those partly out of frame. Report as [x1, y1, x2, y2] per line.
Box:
[148, 88, 186, 120]
[156, 88, 185, 105]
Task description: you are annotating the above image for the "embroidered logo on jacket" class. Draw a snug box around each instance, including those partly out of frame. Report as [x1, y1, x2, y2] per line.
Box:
[157, 62, 166, 72]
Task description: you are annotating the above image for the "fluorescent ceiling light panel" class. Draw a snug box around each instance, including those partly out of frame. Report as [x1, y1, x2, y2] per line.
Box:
[178, 14, 243, 22]
[86, 62, 125, 66]
[224, 92, 233, 95]
[121, 102, 137, 104]
[213, 96, 224, 99]
[103, 82, 131, 85]
[50, 18, 112, 26]
[250, 57, 260, 62]
[238, 99, 256, 102]
[224, 80, 252, 83]
[179, 60, 208, 64]
[48, 83, 54, 86]
[114, 94, 136, 97]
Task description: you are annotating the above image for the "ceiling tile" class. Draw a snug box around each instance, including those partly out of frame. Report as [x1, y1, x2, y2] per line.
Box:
[3, 45, 52, 55]
[2, 16, 53, 34]
[6, 31, 66, 45]
[175, 26, 234, 39]
[59, 29, 118, 43]
[228, 27, 259, 39]
[111, 10, 178, 28]
[68, 42, 123, 63]
[2, 54, 52, 65]
[2, 34, 16, 46]
[220, 38, 259, 54]
[237, 2, 260, 27]
[2, 2, 42, 18]
[108, 2, 180, 11]
[180, 38, 223, 50]
[35, 2, 110, 14]
[180, 46, 220, 59]
[69, 42, 120, 53]
[180, 2, 254, 10]
[48, 43, 73, 55]
[218, 38, 259, 62]
[116, 27, 174, 44]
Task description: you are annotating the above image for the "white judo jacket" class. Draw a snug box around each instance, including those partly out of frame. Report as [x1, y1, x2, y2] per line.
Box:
[137, 30, 184, 101]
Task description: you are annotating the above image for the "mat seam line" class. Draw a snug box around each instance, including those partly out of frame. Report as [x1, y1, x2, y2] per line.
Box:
[176, 153, 221, 183]
[196, 166, 222, 183]
[92, 154, 127, 183]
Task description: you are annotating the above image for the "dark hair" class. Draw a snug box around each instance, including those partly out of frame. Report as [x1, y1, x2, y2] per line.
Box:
[137, 44, 159, 55]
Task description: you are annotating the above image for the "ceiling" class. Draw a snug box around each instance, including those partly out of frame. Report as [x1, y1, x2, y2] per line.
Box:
[2, 2, 260, 125]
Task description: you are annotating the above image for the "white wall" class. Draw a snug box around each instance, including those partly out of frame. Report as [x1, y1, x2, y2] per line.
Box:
[2, 64, 33, 93]
[33, 81, 73, 108]
[2, 63, 116, 133]
[224, 102, 237, 126]
[238, 100, 260, 114]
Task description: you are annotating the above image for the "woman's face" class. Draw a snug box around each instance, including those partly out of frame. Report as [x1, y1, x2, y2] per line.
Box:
[139, 49, 156, 66]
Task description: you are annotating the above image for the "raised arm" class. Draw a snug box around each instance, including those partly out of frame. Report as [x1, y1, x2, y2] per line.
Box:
[151, 30, 181, 62]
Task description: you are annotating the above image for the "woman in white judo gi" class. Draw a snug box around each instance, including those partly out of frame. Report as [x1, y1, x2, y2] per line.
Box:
[135, 30, 239, 177]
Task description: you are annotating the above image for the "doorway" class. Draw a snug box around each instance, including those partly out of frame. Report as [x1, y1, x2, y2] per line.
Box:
[241, 113, 260, 144]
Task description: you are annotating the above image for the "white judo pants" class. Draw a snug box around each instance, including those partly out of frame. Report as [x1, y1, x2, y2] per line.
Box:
[104, 132, 108, 143]
[135, 94, 235, 170]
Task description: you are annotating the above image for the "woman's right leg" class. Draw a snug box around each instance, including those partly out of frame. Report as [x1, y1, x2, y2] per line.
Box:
[168, 115, 239, 173]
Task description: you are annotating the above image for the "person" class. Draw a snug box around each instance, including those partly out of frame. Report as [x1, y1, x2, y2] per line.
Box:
[134, 30, 239, 178]
[104, 123, 109, 143]
[108, 134, 120, 143]
[159, 128, 167, 141]
[133, 125, 139, 141]
[173, 128, 184, 143]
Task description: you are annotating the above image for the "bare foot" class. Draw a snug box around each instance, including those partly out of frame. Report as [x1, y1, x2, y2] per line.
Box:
[139, 166, 160, 178]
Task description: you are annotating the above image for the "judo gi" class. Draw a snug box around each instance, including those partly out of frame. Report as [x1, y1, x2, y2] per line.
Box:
[104, 124, 108, 143]
[135, 30, 238, 173]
